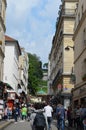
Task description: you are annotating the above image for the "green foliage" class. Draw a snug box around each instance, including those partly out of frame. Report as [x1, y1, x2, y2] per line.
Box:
[43, 63, 48, 69]
[36, 80, 48, 93]
[28, 53, 43, 95]
[40, 80, 47, 86]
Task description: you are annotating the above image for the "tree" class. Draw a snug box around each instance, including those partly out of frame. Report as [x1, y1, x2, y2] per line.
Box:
[28, 53, 43, 95]
[43, 63, 48, 69]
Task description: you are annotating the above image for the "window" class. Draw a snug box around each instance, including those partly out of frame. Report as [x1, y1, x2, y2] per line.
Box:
[83, 28, 86, 46]
[82, 59, 86, 76]
[82, 5, 84, 15]
[78, 13, 80, 22]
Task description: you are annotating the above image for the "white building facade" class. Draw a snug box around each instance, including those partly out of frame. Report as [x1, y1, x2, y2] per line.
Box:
[18, 48, 29, 96]
[0, 0, 7, 80]
[3, 35, 21, 98]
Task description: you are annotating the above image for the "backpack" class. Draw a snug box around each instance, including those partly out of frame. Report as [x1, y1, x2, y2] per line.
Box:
[33, 112, 46, 127]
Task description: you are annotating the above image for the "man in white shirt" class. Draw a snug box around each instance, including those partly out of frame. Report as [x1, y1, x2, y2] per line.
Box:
[44, 102, 53, 130]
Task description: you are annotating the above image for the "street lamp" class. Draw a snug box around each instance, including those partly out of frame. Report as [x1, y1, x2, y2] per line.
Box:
[65, 46, 74, 51]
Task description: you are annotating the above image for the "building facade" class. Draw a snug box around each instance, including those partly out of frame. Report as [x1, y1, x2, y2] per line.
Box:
[48, 0, 78, 108]
[3, 35, 21, 103]
[18, 47, 29, 103]
[72, 0, 86, 107]
[0, 0, 6, 80]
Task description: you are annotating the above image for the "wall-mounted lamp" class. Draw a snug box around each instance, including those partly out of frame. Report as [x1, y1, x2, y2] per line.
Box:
[65, 46, 74, 51]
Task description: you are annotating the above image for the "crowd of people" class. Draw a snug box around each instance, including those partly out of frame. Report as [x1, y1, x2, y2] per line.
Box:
[4, 103, 28, 122]
[55, 103, 86, 130]
[65, 104, 86, 130]
[3, 102, 86, 130]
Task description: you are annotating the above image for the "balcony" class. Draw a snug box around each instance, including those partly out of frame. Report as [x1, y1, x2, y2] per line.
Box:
[56, 8, 76, 29]
[62, 9, 76, 17]
[52, 69, 63, 86]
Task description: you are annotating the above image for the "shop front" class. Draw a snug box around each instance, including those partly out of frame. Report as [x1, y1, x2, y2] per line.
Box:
[72, 84, 86, 108]
[60, 92, 72, 109]
[7, 90, 16, 110]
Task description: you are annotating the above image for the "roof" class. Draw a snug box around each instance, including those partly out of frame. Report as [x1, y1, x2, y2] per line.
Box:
[5, 35, 21, 54]
[5, 35, 17, 42]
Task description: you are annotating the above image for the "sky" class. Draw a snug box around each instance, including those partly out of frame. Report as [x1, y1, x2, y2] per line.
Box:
[6, 0, 61, 64]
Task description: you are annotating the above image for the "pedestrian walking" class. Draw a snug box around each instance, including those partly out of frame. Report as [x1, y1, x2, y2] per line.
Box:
[56, 103, 65, 130]
[4, 105, 8, 120]
[80, 104, 86, 130]
[83, 117, 86, 130]
[33, 103, 47, 130]
[7, 106, 12, 120]
[28, 104, 35, 121]
[44, 102, 53, 130]
[21, 104, 27, 120]
[30, 110, 36, 130]
[75, 105, 81, 130]
[33, 111, 46, 130]
[13, 105, 20, 122]
[67, 106, 72, 127]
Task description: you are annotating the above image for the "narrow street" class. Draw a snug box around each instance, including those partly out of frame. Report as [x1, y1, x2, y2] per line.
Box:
[0, 0, 86, 129]
[3, 119, 75, 130]
[4, 120, 58, 130]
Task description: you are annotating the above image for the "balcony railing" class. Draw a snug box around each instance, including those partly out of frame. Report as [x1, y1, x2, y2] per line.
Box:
[62, 9, 76, 17]
[56, 8, 76, 29]
[52, 68, 63, 86]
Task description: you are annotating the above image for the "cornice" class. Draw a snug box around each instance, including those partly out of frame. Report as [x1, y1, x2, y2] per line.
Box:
[62, 0, 78, 3]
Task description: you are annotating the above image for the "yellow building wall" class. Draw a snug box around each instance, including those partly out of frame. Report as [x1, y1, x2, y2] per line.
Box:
[64, 37, 74, 73]
[63, 77, 74, 93]
[64, 19, 75, 34]
[65, 2, 77, 9]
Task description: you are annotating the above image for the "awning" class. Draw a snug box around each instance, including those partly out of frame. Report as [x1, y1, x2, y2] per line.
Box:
[6, 89, 16, 93]
[4, 83, 13, 90]
[37, 90, 47, 95]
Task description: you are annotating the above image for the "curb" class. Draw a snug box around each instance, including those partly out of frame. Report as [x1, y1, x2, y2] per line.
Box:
[0, 121, 13, 130]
